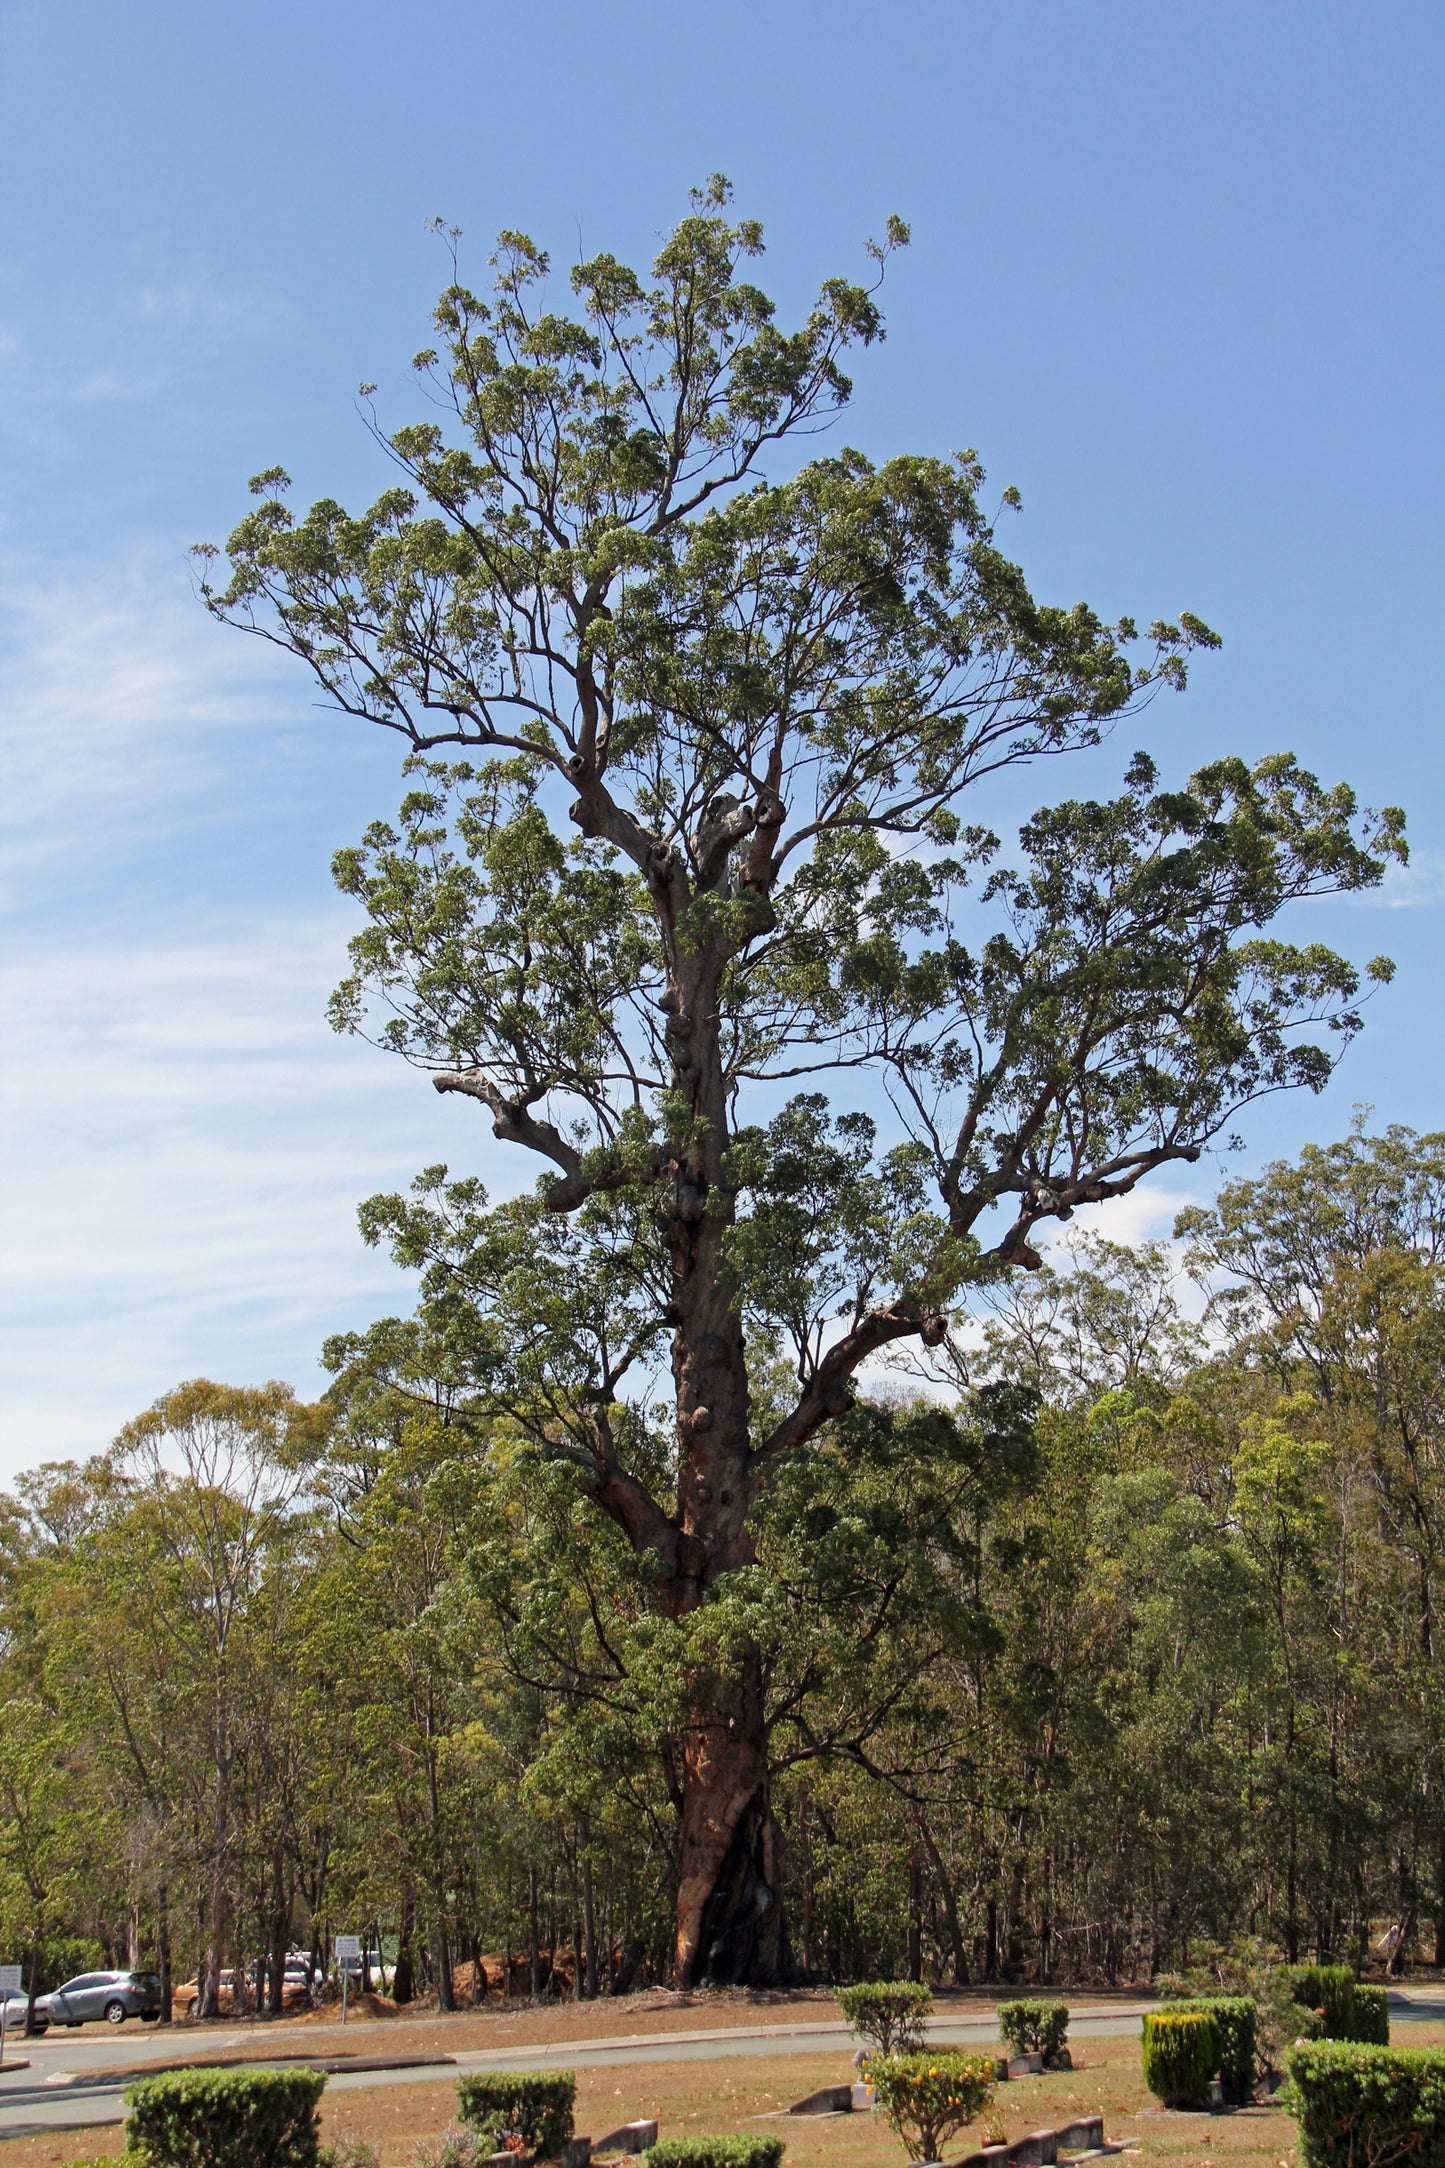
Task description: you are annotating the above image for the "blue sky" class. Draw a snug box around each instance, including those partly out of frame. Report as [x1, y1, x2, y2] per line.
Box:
[0, 0, 1440, 1475]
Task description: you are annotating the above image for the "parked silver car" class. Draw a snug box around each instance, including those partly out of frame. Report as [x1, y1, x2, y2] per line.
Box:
[38, 1970, 163, 2027]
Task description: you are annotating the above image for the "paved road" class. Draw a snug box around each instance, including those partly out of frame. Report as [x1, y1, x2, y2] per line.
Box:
[4, 1994, 1445, 2143]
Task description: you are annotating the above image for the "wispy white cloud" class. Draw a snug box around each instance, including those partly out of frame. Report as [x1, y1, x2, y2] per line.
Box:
[0, 911, 493, 1477]
[0, 545, 496, 1480]
[0, 271, 281, 427]
[0, 548, 291, 903]
[1358, 849, 1445, 911]
[128, 282, 276, 342]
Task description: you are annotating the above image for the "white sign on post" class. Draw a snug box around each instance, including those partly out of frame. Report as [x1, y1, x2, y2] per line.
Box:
[0, 1964, 21, 2069]
[334, 1936, 361, 2027]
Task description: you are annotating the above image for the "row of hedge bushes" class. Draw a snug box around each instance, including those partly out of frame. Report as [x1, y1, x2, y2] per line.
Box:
[1143, 1992, 1445, 2168]
[108, 1988, 1425, 2168]
[118, 2064, 790, 2168]
[1148, 1976, 1392, 2109]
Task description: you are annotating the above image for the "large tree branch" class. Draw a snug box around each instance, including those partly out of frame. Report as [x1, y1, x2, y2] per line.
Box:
[432, 1070, 671, 1210]
[980, 1141, 1205, 1268]
[432, 1071, 581, 1180]
[751, 1299, 948, 1470]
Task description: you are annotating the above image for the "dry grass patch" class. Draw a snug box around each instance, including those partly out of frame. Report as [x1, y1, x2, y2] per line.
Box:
[9, 2025, 1445, 2168]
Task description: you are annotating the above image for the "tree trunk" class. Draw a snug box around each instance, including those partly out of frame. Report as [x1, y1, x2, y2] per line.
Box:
[393, 1885, 415, 2006]
[528, 1863, 541, 2000]
[916, 1815, 969, 1985]
[201, 1857, 228, 2019]
[673, 1654, 787, 1987]
[201, 1708, 230, 2019]
[158, 1880, 172, 2026]
[24, 1931, 43, 2037]
[907, 1847, 923, 1981]
[266, 1839, 289, 2018]
[434, 1912, 455, 2011]
[580, 1823, 599, 1999]
[663, 1137, 793, 1988]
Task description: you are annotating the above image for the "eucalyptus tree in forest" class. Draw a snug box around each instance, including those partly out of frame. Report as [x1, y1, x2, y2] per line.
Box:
[111, 1383, 318, 2016]
[199, 181, 1403, 1983]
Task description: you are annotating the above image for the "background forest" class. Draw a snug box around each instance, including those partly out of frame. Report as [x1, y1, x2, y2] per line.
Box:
[4, 1116, 1444, 2011]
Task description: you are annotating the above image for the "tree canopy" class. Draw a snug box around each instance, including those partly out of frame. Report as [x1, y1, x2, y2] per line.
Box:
[190, 178, 1405, 1982]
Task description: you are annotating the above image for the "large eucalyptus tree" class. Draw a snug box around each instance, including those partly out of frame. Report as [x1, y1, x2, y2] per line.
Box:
[200, 180, 1402, 1984]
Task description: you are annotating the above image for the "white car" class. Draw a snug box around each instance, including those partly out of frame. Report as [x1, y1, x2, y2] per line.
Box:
[0, 1988, 40, 2033]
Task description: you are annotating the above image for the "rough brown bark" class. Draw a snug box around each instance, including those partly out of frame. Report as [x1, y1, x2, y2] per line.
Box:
[673, 1650, 788, 1986]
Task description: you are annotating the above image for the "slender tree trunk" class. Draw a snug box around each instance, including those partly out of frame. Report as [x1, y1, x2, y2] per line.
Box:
[1005, 1856, 1026, 1977]
[580, 1823, 599, 1999]
[917, 1815, 969, 1985]
[266, 1839, 289, 2018]
[200, 1706, 230, 2019]
[201, 1859, 228, 2017]
[434, 1913, 455, 2012]
[528, 1863, 541, 2000]
[24, 1930, 43, 2037]
[393, 1885, 415, 2006]
[907, 1846, 924, 1981]
[158, 1880, 172, 2026]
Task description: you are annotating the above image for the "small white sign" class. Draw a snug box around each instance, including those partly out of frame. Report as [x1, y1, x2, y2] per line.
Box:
[334, 1935, 362, 1966]
[0, 1967, 22, 1995]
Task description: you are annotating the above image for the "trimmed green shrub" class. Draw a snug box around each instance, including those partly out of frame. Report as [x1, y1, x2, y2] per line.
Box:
[1167, 1997, 1256, 2105]
[1141, 2010, 1220, 2108]
[644, 2142, 784, 2168]
[835, 1981, 933, 2057]
[68, 2156, 148, 2168]
[865, 2050, 997, 2161]
[124, 2067, 326, 2168]
[997, 1999, 1069, 2062]
[1350, 1985, 1390, 2045]
[1287, 2040, 1445, 2167]
[456, 2071, 576, 2160]
[1289, 1964, 1357, 2040]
